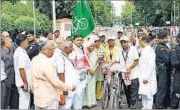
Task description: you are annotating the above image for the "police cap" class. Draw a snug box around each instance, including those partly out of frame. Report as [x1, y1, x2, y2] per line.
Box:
[157, 30, 168, 39]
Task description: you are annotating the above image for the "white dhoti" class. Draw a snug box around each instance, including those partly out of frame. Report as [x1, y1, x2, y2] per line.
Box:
[59, 78, 86, 109]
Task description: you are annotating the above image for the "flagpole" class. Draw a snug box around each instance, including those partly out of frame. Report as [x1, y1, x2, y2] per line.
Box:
[33, 0, 36, 37]
[52, 0, 56, 33]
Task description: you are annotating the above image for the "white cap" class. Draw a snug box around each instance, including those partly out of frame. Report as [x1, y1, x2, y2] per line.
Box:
[120, 36, 129, 41]
[94, 36, 100, 41]
[89, 34, 100, 42]
[107, 36, 116, 40]
[84, 40, 94, 48]
[88, 34, 96, 41]
[99, 32, 105, 36]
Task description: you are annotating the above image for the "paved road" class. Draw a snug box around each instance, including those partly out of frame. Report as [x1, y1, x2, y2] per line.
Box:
[84, 100, 143, 110]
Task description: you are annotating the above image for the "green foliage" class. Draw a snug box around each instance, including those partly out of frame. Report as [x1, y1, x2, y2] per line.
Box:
[34, 0, 115, 26]
[34, 0, 77, 19]
[121, 1, 136, 26]
[121, 0, 180, 26]
[1, 1, 52, 35]
[89, 0, 115, 26]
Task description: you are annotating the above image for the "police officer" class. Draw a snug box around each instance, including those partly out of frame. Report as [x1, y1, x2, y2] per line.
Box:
[155, 30, 171, 109]
[169, 33, 180, 109]
[26, 30, 40, 60]
[26, 30, 40, 109]
[149, 30, 159, 50]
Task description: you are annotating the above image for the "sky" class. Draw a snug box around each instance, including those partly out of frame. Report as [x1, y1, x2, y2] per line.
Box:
[111, 1, 126, 16]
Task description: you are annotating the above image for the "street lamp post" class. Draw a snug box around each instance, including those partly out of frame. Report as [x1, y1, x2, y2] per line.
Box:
[52, 0, 56, 32]
[173, 0, 176, 26]
[130, 2, 132, 25]
[33, 0, 36, 37]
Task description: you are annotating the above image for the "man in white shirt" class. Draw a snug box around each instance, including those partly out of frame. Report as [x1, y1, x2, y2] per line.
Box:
[14, 33, 31, 109]
[52, 40, 80, 109]
[115, 36, 139, 109]
[69, 35, 89, 109]
[138, 35, 157, 109]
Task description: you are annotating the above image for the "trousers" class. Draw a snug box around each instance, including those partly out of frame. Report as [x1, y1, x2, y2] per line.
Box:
[18, 87, 30, 109]
[5, 84, 19, 109]
[96, 81, 103, 100]
[141, 95, 153, 109]
[1, 80, 7, 109]
[155, 69, 170, 109]
[169, 92, 180, 109]
[169, 70, 180, 109]
[124, 78, 139, 108]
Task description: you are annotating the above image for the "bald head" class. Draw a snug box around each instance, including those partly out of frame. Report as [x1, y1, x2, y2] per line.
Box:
[40, 40, 54, 51]
[2, 31, 10, 38]
[61, 40, 73, 55]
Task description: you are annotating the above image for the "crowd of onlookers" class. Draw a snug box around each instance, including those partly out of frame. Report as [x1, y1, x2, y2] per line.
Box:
[1, 27, 180, 109]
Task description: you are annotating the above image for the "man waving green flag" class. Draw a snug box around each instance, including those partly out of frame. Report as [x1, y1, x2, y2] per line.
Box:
[71, 0, 95, 39]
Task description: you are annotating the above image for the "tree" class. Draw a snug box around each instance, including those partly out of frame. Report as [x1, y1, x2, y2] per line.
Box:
[121, 1, 136, 26]
[34, 0, 115, 26]
[1, 0, 20, 4]
[1, 1, 52, 35]
[89, 0, 115, 26]
[121, 0, 178, 26]
[34, 0, 77, 19]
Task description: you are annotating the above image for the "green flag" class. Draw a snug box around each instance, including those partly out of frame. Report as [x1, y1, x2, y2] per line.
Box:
[71, 0, 95, 39]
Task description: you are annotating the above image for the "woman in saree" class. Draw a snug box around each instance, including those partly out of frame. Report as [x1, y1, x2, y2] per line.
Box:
[83, 41, 99, 108]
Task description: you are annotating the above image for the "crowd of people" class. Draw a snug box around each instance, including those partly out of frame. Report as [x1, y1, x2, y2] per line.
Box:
[1, 27, 180, 109]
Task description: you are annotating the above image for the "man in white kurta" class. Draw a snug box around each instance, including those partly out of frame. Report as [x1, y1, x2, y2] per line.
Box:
[52, 41, 80, 109]
[138, 36, 157, 109]
[69, 35, 89, 109]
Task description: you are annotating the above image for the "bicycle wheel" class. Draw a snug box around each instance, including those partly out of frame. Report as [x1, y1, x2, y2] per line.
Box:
[115, 73, 121, 109]
[102, 79, 109, 109]
[109, 73, 120, 109]
[119, 79, 128, 109]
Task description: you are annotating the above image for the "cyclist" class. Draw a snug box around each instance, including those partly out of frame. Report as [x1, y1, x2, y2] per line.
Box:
[104, 36, 120, 63]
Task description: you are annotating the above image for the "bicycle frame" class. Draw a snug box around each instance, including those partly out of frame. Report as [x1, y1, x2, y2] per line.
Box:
[102, 63, 128, 109]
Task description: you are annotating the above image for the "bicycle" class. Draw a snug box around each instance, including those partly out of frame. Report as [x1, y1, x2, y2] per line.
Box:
[101, 63, 128, 109]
